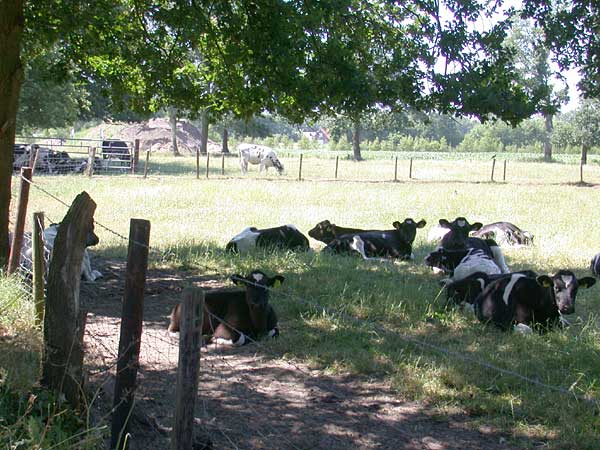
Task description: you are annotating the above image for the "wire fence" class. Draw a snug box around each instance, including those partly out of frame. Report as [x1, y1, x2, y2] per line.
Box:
[6, 172, 600, 449]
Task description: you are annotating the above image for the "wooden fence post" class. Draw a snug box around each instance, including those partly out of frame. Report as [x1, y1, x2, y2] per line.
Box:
[221, 153, 225, 176]
[42, 192, 97, 410]
[30, 147, 40, 177]
[196, 147, 200, 179]
[491, 158, 496, 182]
[205, 152, 210, 179]
[8, 167, 32, 275]
[87, 147, 96, 177]
[394, 156, 398, 182]
[580, 162, 584, 184]
[503, 160, 507, 182]
[32, 211, 45, 326]
[143, 151, 150, 179]
[298, 154, 303, 181]
[132, 139, 140, 174]
[334, 156, 339, 179]
[409, 158, 413, 179]
[110, 219, 151, 450]
[171, 288, 204, 450]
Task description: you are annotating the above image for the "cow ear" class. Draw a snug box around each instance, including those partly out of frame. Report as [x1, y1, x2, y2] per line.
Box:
[392, 221, 401, 229]
[323, 220, 331, 226]
[268, 275, 285, 288]
[439, 219, 450, 228]
[578, 277, 596, 289]
[470, 222, 483, 231]
[536, 275, 553, 288]
[416, 219, 427, 229]
[230, 274, 247, 286]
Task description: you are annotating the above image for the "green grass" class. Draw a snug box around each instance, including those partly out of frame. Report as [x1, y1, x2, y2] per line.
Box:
[9, 157, 600, 449]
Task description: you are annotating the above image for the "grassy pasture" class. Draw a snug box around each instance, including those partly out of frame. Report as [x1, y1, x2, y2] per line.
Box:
[9, 155, 600, 449]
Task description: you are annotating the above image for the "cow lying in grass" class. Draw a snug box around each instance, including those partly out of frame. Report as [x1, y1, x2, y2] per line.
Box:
[225, 225, 310, 254]
[474, 270, 596, 333]
[11, 222, 102, 282]
[168, 270, 284, 346]
[324, 218, 426, 261]
[471, 221, 534, 247]
[308, 220, 370, 245]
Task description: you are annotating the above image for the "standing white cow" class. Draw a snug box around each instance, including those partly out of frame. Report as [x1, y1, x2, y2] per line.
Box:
[238, 143, 284, 174]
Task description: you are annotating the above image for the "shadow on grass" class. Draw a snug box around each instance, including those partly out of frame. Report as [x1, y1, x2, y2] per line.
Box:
[83, 240, 600, 449]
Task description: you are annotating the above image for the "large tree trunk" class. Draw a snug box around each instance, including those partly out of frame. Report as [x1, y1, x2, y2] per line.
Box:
[199, 109, 209, 156]
[352, 118, 363, 161]
[0, 1, 25, 270]
[222, 128, 229, 154]
[543, 113, 553, 162]
[581, 144, 589, 165]
[169, 107, 180, 156]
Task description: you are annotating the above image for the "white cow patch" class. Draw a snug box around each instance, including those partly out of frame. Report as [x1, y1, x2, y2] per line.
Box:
[513, 323, 533, 334]
[561, 275, 574, 288]
[229, 227, 260, 253]
[349, 236, 389, 263]
[452, 249, 501, 282]
[457, 219, 466, 227]
[502, 274, 526, 305]
[252, 272, 264, 282]
[490, 246, 510, 273]
[214, 333, 246, 346]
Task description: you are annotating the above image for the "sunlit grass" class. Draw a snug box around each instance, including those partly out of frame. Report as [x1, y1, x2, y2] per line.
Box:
[10, 156, 600, 449]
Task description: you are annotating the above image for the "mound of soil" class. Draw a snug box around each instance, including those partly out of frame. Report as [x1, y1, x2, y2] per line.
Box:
[83, 118, 223, 154]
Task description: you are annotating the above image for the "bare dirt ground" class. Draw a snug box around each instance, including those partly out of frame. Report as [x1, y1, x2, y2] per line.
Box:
[83, 258, 527, 450]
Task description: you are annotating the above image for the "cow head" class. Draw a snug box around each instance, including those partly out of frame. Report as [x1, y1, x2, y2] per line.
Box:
[537, 270, 596, 315]
[308, 220, 335, 244]
[424, 247, 470, 273]
[231, 270, 285, 309]
[439, 217, 483, 249]
[392, 218, 426, 244]
[46, 222, 99, 248]
[270, 156, 285, 174]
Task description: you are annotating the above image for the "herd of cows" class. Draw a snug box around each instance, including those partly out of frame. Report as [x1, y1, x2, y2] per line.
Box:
[168, 216, 600, 347]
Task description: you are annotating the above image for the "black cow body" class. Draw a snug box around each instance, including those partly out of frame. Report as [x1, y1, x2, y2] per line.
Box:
[101, 140, 130, 161]
[474, 270, 595, 332]
[590, 253, 600, 278]
[324, 218, 426, 260]
[226, 225, 310, 254]
[168, 271, 284, 346]
[436, 217, 510, 273]
[308, 220, 370, 245]
[471, 221, 534, 247]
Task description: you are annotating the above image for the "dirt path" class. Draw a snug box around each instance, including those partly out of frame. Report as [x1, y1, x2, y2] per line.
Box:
[83, 259, 524, 450]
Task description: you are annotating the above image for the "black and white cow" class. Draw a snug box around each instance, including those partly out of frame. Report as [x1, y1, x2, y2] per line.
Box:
[436, 217, 510, 273]
[444, 269, 538, 309]
[225, 225, 310, 254]
[324, 218, 426, 261]
[13, 145, 86, 174]
[11, 222, 102, 282]
[101, 140, 130, 161]
[308, 220, 371, 245]
[168, 270, 284, 346]
[424, 247, 503, 285]
[238, 143, 284, 174]
[590, 253, 600, 278]
[471, 221, 534, 247]
[474, 270, 596, 333]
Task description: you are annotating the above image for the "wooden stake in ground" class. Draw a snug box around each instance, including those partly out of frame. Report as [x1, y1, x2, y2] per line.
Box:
[8, 167, 32, 274]
[32, 211, 45, 326]
[171, 288, 204, 450]
[41, 191, 97, 410]
[111, 218, 151, 450]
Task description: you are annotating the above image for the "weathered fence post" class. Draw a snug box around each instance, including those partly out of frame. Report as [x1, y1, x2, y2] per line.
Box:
[580, 162, 584, 184]
[298, 154, 303, 181]
[32, 211, 45, 326]
[143, 151, 150, 179]
[334, 156, 339, 179]
[221, 153, 225, 176]
[195, 147, 200, 179]
[8, 167, 32, 275]
[87, 147, 96, 177]
[171, 288, 204, 450]
[491, 158, 496, 182]
[409, 158, 413, 179]
[110, 219, 151, 450]
[394, 156, 398, 182]
[30, 146, 40, 176]
[132, 139, 140, 174]
[205, 152, 210, 179]
[41, 192, 97, 410]
[503, 160, 507, 182]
